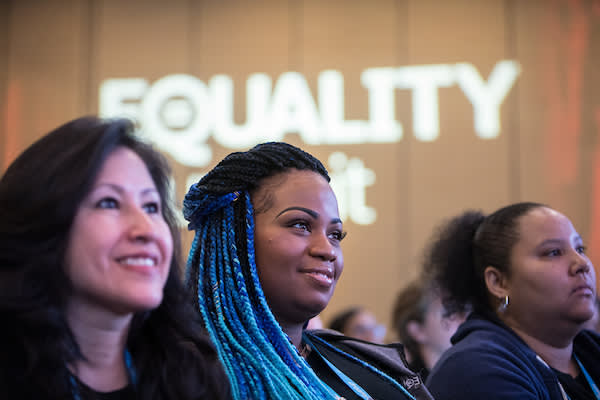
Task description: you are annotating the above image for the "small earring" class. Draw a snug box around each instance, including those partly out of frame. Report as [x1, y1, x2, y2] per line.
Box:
[498, 295, 509, 312]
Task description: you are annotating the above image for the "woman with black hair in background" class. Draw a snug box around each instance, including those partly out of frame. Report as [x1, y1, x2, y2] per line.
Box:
[425, 202, 600, 400]
[328, 306, 387, 344]
[391, 279, 465, 381]
[0, 117, 230, 399]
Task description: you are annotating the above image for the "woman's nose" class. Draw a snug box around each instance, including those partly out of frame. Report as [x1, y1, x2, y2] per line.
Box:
[309, 233, 337, 261]
[570, 249, 591, 275]
[127, 208, 157, 242]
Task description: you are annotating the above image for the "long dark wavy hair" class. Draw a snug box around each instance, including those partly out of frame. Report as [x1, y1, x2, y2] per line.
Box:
[0, 116, 230, 399]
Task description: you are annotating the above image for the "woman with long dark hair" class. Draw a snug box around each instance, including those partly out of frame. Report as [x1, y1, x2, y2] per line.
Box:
[0, 117, 230, 399]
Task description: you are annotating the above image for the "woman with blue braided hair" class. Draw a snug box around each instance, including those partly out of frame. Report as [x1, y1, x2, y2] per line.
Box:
[183, 142, 434, 400]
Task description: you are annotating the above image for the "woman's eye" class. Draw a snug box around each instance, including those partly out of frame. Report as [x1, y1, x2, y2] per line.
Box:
[577, 245, 586, 255]
[545, 249, 562, 257]
[291, 221, 310, 231]
[96, 198, 118, 209]
[329, 230, 347, 242]
[143, 202, 160, 214]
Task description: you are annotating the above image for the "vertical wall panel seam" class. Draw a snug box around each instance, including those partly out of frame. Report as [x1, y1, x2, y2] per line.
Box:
[402, 0, 413, 269]
[188, 0, 196, 73]
[81, 0, 94, 114]
[288, 0, 303, 72]
[1, 0, 13, 169]
[505, 0, 521, 202]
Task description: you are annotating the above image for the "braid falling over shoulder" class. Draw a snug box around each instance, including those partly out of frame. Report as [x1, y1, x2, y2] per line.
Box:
[183, 142, 338, 400]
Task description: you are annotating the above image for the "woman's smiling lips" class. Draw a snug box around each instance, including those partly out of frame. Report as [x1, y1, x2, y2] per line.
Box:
[117, 253, 159, 274]
[301, 266, 335, 287]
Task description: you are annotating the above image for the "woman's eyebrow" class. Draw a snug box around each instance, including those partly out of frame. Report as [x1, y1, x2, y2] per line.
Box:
[94, 182, 158, 196]
[276, 206, 318, 219]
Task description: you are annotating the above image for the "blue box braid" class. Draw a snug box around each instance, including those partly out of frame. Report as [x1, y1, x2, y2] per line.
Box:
[183, 143, 341, 399]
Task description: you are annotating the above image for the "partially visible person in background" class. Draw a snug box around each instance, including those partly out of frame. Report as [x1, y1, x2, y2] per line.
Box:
[391, 279, 466, 380]
[328, 306, 387, 344]
[0, 117, 230, 399]
[306, 314, 324, 330]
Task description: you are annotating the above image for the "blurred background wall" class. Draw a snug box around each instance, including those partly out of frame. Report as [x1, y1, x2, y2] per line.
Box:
[1, 0, 599, 330]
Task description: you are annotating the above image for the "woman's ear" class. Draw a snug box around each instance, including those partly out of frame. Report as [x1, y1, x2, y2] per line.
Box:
[484, 265, 509, 300]
[406, 320, 427, 344]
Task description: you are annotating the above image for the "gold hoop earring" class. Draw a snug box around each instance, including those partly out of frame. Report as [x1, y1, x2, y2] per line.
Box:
[498, 295, 509, 312]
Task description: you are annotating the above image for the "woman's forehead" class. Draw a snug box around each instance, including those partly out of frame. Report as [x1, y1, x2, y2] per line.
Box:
[516, 207, 579, 245]
[253, 170, 333, 212]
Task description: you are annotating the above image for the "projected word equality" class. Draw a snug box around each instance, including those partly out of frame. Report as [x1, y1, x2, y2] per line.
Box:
[100, 60, 520, 168]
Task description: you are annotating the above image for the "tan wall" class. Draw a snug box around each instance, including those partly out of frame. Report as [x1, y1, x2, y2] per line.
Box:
[1, 0, 599, 334]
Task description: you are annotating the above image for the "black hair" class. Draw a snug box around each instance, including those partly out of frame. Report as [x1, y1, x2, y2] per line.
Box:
[423, 202, 546, 315]
[191, 141, 329, 200]
[0, 116, 229, 399]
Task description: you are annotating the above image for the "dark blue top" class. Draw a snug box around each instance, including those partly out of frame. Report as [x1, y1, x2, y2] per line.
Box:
[426, 311, 600, 400]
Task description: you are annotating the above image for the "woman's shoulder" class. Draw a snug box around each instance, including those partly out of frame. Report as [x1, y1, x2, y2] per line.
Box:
[576, 328, 600, 345]
[305, 329, 434, 400]
[448, 311, 534, 352]
[305, 329, 410, 373]
[574, 329, 600, 381]
[432, 312, 548, 371]
[427, 346, 547, 400]
[426, 315, 555, 400]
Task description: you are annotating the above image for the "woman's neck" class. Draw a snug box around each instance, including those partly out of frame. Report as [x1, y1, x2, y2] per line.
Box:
[66, 299, 133, 392]
[501, 315, 579, 377]
[279, 321, 305, 351]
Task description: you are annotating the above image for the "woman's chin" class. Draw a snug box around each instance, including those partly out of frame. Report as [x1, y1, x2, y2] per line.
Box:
[121, 293, 164, 314]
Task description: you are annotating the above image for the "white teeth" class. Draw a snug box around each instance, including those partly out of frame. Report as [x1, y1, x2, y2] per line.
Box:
[314, 272, 332, 281]
[120, 257, 155, 266]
